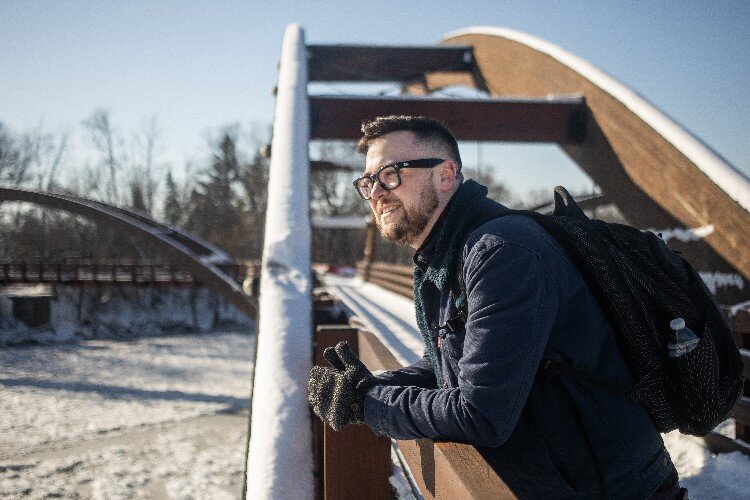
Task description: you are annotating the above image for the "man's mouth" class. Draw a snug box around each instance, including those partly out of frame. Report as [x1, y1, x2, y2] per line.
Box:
[379, 204, 401, 219]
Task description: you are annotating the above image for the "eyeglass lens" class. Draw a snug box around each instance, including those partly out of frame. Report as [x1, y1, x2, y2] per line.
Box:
[356, 166, 399, 199]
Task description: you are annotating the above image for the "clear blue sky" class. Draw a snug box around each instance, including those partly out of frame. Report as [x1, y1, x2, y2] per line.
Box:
[2, 0, 748, 195]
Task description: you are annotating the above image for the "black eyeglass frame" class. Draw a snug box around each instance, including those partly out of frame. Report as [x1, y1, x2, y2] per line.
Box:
[353, 158, 445, 200]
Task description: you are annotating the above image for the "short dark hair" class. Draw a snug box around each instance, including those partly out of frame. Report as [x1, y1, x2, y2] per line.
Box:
[357, 115, 462, 171]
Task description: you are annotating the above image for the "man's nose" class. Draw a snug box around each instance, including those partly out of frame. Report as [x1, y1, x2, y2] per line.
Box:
[369, 181, 387, 200]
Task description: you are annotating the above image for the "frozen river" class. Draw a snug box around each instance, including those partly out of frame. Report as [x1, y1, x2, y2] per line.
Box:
[0, 329, 254, 499]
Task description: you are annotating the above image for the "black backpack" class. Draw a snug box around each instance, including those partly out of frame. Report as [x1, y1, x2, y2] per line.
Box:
[451, 186, 744, 437]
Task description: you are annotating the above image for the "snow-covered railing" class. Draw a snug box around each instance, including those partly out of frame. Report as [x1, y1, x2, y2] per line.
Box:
[245, 24, 314, 498]
[704, 307, 750, 455]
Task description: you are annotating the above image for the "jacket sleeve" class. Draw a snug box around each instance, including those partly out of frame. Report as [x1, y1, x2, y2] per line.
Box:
[363, 235, 559, 447]
[373, 351, 437, 389]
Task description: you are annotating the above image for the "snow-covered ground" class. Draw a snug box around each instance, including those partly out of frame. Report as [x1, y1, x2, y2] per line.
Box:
[0, 328, 254, 499]
[326, 275, 750, 499]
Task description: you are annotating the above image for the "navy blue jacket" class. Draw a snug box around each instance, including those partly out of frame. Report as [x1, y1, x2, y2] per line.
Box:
[363, 185, 676, 498]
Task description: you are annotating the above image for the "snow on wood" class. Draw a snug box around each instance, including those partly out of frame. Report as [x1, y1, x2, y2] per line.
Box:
[446, 26, 750, 216]
[325, 275, 422, 367]
[0, 285, 251, 346]
[311, 215, 370, 230]
[646, 225, 715, 243]
[245, 24, 314, 499]
[698, 271, 746, 294]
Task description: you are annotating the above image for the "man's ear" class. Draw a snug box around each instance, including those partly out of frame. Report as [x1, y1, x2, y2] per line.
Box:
[438, 160, 459, 191]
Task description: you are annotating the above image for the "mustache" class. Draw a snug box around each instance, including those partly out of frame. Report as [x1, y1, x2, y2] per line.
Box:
[376, 196, 402, 213]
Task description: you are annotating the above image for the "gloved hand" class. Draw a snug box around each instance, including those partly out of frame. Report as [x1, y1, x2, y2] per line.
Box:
[308, 341, 376, 431]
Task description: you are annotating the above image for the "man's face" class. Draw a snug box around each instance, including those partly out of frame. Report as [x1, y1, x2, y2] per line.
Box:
[363, 131, 441, 246]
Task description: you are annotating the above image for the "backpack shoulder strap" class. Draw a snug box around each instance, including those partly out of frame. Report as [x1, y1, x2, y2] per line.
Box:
[444, 204, 518, 331]
[445, 186, 586, 330]
[445, 185, 588, 314]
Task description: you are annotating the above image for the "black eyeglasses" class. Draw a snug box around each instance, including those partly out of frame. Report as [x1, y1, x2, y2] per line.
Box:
[353, 158, 445, 200]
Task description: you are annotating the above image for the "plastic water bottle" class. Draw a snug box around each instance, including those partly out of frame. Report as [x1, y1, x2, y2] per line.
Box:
[667, 318, 699, 358]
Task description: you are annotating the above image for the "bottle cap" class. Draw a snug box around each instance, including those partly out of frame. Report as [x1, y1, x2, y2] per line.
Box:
[670, 318, 686, 331]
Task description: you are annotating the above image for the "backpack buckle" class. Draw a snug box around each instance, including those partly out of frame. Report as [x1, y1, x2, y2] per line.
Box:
[441, 315, 463, 333]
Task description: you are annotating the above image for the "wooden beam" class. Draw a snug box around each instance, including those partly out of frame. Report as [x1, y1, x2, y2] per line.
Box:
[311, 160, 360, 172]
[733, 308, 750, 336]
[310, 95, 586, 143]
[704, 431, 750, 456]
[314, 325, 392, 499]
[362, 220, 377, 279]
[308, 45, 477, 83]
[733, 397, 750, 426]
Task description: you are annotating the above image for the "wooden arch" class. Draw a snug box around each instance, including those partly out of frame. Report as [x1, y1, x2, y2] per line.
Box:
[412, 27, 750, 304]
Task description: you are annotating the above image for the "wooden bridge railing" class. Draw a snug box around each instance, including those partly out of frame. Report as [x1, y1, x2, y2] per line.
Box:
[356, 261, 413, 299]
[0, 261, 258, 286]
[313, 294, 517, 499]
[357, 261, 750, 459]
[706, 308, 750, 453]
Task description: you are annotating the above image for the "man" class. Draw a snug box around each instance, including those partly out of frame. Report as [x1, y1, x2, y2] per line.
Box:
[308, 116, 681, 499]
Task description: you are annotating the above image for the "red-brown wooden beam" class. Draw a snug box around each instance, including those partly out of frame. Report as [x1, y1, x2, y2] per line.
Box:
[307, 44, 479, 84]
[313, 325, 392, 499]
[310, 160, 359, 172]
[309, 95, 587, 143]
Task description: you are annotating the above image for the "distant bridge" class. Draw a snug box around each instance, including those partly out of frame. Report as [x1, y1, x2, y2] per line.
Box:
[0, 188, 257, 319]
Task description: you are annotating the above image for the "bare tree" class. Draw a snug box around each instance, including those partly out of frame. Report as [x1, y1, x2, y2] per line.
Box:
[310, 141, 368, 217]
[19, 126, 70, 191]
[0, 123, 32, 186]
[83, 109, 125, 204]
[44, 133, 68, 191]
[0, 122, 69, 191]
[162, 171, 183, 225]
[126, 115, 163, 214]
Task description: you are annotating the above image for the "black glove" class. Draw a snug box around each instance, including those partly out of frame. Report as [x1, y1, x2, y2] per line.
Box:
[308, 341, 376, 431]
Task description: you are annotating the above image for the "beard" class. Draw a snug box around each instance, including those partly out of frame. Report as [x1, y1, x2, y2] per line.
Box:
[375, 180, 439, 246]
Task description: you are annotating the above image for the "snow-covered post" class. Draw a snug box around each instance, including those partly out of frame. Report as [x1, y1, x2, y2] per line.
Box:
[245, 24, 313, 499]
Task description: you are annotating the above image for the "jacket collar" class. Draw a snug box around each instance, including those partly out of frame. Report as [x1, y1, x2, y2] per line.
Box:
[413, 180, 489, 291]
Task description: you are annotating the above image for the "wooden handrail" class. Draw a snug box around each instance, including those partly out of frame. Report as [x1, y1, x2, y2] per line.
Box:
[727, 307, 750, 452]
[353, 322, 517, 499]
[366, 261, 414, 275]
[313, 324, 392, 499]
